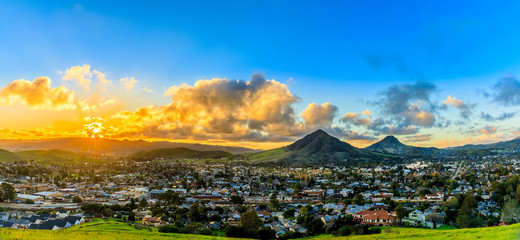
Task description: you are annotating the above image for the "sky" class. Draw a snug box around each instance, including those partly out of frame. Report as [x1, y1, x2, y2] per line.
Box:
[1, 1, 520, 149]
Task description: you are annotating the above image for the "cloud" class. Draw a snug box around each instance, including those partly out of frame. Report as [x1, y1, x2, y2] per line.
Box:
[110, 73, 303, 141]
[93, 70, 112, 91]
[120, 77, 138, 91]
[340, 112, 371, 126]
[486, 75, 520, 106]
[404, 134, 433, 142]
[361, 109, 372, 116]
[479, 126, 497, 135]
[0, 77, 76, 111]
[441, 95, 474, 118]
[143, 87, 154, 93]
[374, 81, 437, 132]
[380, 125, 419, 135]
[301, 102, 338, 128]
[62, 64, 92, 92]
[479, 111, 516, 121]
[61, 64, 109, 92]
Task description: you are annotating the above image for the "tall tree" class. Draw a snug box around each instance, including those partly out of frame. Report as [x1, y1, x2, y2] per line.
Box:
[241, 210, 262, 229]
[502, 199, 520, 224]
[0, 183, 16, 202]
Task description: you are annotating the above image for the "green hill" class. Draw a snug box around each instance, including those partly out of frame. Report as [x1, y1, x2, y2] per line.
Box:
[1, 218, 519, 240]
[14, 149, 92, 165]
[0, 218, 250, 240]
[0, 148, 22, 162]
[132, 147, 232, 161]
[365, 135, 440, 156]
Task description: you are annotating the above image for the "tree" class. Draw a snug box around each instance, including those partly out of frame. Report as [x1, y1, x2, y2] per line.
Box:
[158, 190, 182, 206]
[25, 199, 34, 204]
[299, 206, 309, 216]
[396, 205, 409, 223]
[458, 193, 477, 216]
[0, 182, 16, 202]
[502, 199, 520, 224]
[241, 210, 262, 229]
[230, 195, 244, 205]
[139, 198, 147, 208]
[283, 208, 296, 218]
[72, 196, 83, 203]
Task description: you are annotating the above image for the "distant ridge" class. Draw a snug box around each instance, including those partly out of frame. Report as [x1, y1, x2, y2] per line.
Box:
[0, 138, 257, 156]
[132, 147, 232, 160]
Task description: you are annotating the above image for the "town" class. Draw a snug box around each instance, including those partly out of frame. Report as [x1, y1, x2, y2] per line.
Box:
[1, 154, 519, 239]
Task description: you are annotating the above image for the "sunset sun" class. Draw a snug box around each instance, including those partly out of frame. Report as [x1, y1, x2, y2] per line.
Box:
[83, 117, 105, 138]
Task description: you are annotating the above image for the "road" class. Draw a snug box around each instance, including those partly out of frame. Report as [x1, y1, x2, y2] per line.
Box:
[452, 162, 463, 181]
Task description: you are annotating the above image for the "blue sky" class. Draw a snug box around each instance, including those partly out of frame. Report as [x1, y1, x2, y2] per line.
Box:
[0, 1, 520, 148]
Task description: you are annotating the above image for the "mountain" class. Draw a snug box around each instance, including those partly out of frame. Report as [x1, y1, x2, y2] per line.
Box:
[132, 148, 232, 161]
[240, 129, 396, 165]
[448, 137, 520, 151]
[0, 138, 257, 156]
[365, 135, 439, 156]
[0, 148, 22, 162]
[14, 149, 94, 165]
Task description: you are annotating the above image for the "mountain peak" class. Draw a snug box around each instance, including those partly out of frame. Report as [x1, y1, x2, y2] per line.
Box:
[286, 129, 354, 151]
[381, 135, 400, 143]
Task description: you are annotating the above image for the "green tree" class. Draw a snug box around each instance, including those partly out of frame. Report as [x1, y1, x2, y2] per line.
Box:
[241, 210, 262, 229]
[0, 182, 16, 202]
[72, 196, 83, 203]
[502, 199, 520, 224]
[230, 195, 244, 205]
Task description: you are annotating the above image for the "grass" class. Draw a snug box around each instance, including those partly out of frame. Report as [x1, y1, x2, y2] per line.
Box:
[1, 220, 519, 240]
[0, 219, 251, 240]
[310, 224, 520, 240]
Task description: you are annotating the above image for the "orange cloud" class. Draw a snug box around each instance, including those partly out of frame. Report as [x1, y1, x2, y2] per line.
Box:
[109, 73, 302, 141]
[301, 102, 338, 127]
[0, 77, 76, 111]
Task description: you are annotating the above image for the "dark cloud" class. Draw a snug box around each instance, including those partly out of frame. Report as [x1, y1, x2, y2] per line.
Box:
[479, 111, 516, 121]
[486, 75, 520, 106]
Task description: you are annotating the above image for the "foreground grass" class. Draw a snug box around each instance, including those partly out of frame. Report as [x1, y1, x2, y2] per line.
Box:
[1, 220, 520, 240]
[311, 224, 520, 240]
[0, 219, 250, 240]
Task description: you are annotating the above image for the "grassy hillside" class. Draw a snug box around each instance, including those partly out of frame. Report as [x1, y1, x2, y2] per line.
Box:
[313, 224, 520, 240]
[132, 147, 232, 161]
[14, 149, 92, 165]
[1, 219, 519, 240]
[0, 148, 22, 162]
[0, 219, 251, 240]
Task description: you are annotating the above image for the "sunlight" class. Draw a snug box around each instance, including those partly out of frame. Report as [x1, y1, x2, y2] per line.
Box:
[83, 117, 105, 138]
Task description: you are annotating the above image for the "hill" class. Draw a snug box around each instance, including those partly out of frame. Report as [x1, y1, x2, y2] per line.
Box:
[0, 218, 518, 239]
[365, 135, 439, 156]
[0, 138, 256, 156]
[132, 147, 232, 161]
[0, 218, 250, 240]
[449, 137, 520, 151]
[14, 149, 93, 165]
[0, 148, 22, 162]
[240, 129, 396, 166]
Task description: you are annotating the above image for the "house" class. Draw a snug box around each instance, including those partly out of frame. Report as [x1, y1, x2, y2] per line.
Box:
[16, 194, 44, 203]
[0, 212, 8, 221]
[208, 221, 221, 230]
[142, 216, 166, 227]
[357, 210, 396, 226]
[320, 215, 337, 227]
[57, 210, 69, 218]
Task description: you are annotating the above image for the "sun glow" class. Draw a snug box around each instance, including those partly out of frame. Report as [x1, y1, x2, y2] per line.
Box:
[83, 117, 105, 138]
